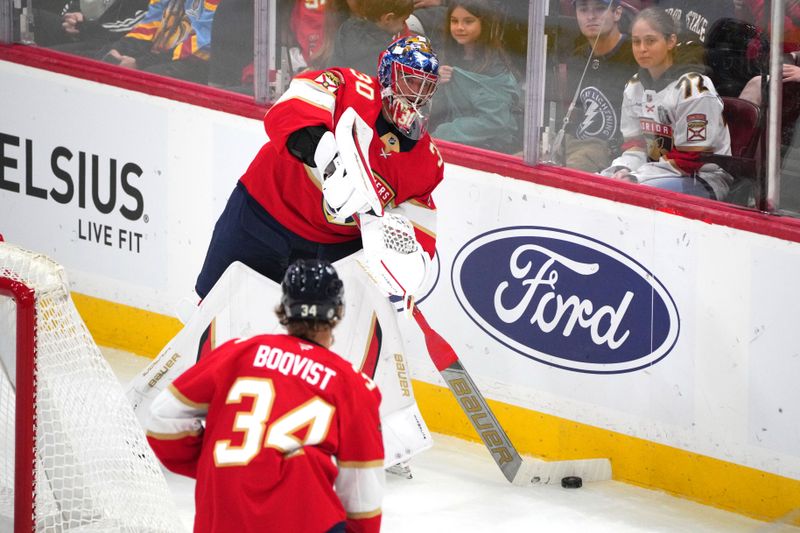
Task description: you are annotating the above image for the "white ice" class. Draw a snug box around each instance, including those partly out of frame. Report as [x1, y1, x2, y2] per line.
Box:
[104, 347, 796, 533]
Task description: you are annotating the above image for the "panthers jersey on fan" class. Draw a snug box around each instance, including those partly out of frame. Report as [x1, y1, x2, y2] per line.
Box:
[146, 334, 384, 533]
[608, 65, 732, 199]
[239, 67, 443, 258]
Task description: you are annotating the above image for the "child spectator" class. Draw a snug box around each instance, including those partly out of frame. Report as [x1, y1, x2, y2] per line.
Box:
[100, 0, 219, 84]
[560, 0, 638, 172]
[601, 7, 733, 200]
[327, 0, 414, 73]
[429, 0, 521, 153]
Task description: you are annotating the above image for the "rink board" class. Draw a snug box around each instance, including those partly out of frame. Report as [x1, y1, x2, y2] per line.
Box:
[1, 57, 800, 522]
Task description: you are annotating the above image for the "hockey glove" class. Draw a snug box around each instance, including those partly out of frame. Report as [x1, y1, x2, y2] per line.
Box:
[316, 108, 385, 222]
[359, 213, 430, 310]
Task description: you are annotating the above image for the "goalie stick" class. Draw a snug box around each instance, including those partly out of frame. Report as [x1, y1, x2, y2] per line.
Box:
[337, 107, 610, 484]
[411, 305, 612, 486]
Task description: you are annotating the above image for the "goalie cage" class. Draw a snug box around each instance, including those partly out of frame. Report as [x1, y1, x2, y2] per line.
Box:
[0, 239, 183, 532]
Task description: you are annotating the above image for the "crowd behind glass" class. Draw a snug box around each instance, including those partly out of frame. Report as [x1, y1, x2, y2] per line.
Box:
[8, 0, 800, 214]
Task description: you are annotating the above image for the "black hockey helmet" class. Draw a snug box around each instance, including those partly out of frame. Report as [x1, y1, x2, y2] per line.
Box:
[280, 259, 344, 322]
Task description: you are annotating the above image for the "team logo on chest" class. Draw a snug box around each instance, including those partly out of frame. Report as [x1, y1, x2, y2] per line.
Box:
[686, 113, 707, 141]
[577, 86, 617, 140]
[380, 132, 400, 158]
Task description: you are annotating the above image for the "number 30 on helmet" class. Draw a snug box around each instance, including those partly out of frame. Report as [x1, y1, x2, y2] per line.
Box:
[377, 35, 440, 141]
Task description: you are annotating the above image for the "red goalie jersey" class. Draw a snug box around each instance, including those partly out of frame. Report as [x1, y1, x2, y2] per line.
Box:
[146, 334, 384, 533]
[239, 67, 444, 258]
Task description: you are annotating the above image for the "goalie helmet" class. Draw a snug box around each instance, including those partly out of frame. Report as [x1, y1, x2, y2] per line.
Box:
[377, 35, 440, 140]
[281, 259, 344, 322]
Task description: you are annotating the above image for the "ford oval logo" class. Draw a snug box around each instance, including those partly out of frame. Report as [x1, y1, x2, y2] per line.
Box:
[452, 227, 679, 374]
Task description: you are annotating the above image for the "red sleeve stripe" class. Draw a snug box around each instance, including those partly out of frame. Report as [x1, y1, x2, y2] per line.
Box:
[621, 138, 646, 152]
[168, 383, 209, 409]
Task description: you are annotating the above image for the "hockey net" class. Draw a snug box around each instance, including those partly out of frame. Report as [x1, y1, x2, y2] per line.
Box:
[0, 240, 183, 532]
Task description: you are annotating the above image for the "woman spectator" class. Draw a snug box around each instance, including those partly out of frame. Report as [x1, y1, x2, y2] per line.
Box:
[601, 7, 733, 200]
[429, 0, 522, 153]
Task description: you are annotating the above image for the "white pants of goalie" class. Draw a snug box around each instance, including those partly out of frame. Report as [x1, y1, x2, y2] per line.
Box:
[126, 254, 433, 466]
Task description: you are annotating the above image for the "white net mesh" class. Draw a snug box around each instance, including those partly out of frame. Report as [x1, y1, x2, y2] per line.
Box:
[0, 241, 184, 532]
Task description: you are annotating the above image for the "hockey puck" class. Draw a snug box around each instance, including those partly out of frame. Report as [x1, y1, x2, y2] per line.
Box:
[561, 476, 583, 489]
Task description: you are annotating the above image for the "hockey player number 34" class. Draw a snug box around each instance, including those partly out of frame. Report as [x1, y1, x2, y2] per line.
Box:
[213, 377, 335, 466]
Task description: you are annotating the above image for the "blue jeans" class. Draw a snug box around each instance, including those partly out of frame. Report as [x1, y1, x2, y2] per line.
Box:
[641, 176, 716, 199]
[195, 182, 362, 298]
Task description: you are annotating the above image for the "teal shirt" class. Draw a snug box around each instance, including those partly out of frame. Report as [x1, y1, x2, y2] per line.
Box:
[431, 66, 522, 154]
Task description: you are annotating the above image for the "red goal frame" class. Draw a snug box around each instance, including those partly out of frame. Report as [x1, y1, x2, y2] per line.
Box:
[0, 234, 35, 533]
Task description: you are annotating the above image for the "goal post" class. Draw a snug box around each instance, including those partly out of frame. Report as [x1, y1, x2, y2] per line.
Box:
[0, 239, 183, 532]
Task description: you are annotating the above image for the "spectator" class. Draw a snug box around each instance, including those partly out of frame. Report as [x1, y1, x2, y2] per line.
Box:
[309, 0, 361, 69]
[601, 7, 733, 200]
[146, 259, 384, 533]
[289, 0, 328, 65]
[739, 51, 800, 152]
[559, 0, 638, 172]
[737, 0, 800, 53]
[704, 17, 767, 97]
[656, 0, 735, 45]
[328, 0, 414, 74]
[100, 0, 219, 84]
[655, 0, 735, 65]
[429, 0, 522, 153]
[207, 0, 328, 92]
[32, 0, 148, 58]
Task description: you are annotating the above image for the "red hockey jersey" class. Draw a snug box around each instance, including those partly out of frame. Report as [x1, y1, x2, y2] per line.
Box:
[239, 67, 443, 258]
[146, 334, 384, 533]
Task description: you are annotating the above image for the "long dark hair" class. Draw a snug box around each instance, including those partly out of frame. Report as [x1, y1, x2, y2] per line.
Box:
[441, 0, 510, 75]
[632, 8, 679, 43]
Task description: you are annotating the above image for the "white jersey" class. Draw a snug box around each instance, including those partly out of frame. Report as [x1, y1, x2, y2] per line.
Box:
[603, 67, 732, 199]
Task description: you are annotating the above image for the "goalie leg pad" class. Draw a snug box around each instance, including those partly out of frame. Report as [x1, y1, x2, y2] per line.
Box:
[381, 403, 434, 467]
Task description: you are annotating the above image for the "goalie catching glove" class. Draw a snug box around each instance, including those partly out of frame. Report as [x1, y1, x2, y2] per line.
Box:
[359, 213, 431, 310]
[315, 107, 385, 222]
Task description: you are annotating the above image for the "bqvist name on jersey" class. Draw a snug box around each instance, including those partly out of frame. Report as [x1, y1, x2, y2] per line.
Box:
[452, 227, 679, 374]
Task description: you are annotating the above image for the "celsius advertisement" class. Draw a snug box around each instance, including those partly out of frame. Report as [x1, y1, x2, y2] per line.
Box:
[0, 77, 167, 286]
